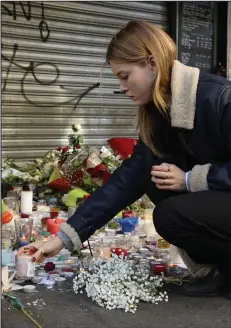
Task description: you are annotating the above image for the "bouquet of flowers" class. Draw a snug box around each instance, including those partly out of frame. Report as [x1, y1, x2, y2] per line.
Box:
[73, 255, 168, 313]
[2, 122, 145, 212]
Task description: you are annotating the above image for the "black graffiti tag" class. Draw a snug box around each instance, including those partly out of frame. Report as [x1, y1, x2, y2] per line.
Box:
[1, 1, 50, 42]
[2, 44, 100, 109]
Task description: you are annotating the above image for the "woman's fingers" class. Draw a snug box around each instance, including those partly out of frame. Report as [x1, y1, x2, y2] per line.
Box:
[151, 177, 174, 185]
[32, 249, 46, 263]
[151, 170, 173, 179]
[152, 163, 171, 172]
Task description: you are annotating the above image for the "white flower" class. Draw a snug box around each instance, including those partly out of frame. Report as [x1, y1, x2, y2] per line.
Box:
[72, 123, 81, 132]
[73, 255, 167, 313]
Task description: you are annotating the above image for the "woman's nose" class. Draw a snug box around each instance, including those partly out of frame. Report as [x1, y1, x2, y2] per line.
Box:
[119, 83, 128, 94]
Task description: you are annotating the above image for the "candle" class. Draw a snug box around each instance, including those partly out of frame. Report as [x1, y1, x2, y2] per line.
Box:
[16, 255, 35, 278]
[55, 277, 66, 285]
[21, 213, 30, 218]
[18, 236, 30, 248]
[2, 249, 13, 266]
[50, 206, 60, 219]
[68, 256, 79, 264]
[99, 246, 111, 260]
[111, 247, 128, 257]
[41, 217, 50, 231]
[46, 218, 65, 235]
[20, 191, 33, 214]
[62, 267, 73, 272]
[151, 263, 167, 274]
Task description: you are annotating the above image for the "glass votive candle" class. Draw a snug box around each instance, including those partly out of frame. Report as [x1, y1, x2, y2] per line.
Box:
[50, 206, 60, 219]
[2, 248, 13, 266]
[138, 233, 147, 247]
[59, 249, 71, 260]
[157, 238, 170, 249]
[99, 245, 111, 260]
[67, 256, 79, 264]
[146, 235, 157, 246]
[41, 217, 50, 232]
[159, 249, 172, 264]
[36, 231, 51, 242]
[16, 255, 35, 278]
[18, 218, 33, 247]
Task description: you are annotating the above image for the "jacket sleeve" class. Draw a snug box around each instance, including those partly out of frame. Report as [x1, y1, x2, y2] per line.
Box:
[189, 86, 231, 192]
[59, 138, 147, 249]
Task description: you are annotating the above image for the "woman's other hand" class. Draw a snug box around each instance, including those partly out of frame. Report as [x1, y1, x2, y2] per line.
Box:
[151, 163, 186, 192]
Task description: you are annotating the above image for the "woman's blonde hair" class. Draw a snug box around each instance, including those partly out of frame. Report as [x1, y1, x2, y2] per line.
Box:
[106, 20, 176, 154]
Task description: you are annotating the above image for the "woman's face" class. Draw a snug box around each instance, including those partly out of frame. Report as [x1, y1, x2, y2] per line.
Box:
[110, 60, 155, 106]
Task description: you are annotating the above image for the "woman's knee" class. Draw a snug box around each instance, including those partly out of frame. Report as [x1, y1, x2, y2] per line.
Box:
[153, 198, 177, 238]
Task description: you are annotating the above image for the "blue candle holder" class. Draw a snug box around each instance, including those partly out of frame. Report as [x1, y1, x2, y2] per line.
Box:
[18, 238, 30, 248]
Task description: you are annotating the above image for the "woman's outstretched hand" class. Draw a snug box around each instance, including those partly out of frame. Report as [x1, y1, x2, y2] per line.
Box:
[151, 162, 187, 192]
[17, 237, 65, 263]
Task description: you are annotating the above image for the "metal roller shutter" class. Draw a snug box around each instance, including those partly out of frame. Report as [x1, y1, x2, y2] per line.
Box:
[1, 1, 168, 163]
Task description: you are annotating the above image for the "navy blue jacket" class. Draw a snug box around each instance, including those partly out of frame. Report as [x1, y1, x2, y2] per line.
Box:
[59, 61, 231, 248]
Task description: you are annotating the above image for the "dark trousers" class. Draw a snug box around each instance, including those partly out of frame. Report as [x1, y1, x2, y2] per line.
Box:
[153, 191, 231, 275]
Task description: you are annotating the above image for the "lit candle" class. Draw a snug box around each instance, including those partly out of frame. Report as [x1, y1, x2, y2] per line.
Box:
[111, 247, 128, 257]
[18, 236, 30, 248]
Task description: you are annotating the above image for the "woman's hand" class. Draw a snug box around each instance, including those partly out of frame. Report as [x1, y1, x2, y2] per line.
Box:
[31, 237, 65, 263]
[17, 241, 48, 256]
[151, 163, 186, 192]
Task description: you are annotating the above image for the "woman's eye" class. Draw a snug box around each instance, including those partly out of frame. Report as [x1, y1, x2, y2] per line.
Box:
[121, 75, 128, 81]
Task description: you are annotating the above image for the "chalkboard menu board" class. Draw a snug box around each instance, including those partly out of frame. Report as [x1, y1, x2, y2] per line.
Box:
[178, 2, 216, 73]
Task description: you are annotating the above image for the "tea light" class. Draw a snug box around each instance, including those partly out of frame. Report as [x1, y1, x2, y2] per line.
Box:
[62, 271, 75, 278]
[16, 255, 35, 278]
[59, 249, 71, 260]
[55, 264, 65, 273]
[139, 247, 151, 256]
[81, 249, 91, 257]
[151, 263, 167, 274]
[43, 279, 55, 288]
[31, 276, 42, 284]
[64, 259, 74, 265]
[132, 254, 142, 263]
[23, 285, 36, 294]
[55, 277, 66, 285]
[168, 263, 186, 274]
[106, 229, 116, 236]
[68, 257, 79, 264]
[49, 272, 60, 279]
[37, 271, 48, 278]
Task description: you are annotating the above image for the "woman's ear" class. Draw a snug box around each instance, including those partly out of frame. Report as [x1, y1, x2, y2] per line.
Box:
[147, 55, 155, 71]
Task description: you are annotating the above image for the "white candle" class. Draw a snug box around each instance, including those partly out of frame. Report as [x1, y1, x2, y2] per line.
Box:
[20, 191, 33, 214]
[16, 255, 35, 278]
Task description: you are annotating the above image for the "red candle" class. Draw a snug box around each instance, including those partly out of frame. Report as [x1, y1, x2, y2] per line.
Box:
[152, 263, 167, 274]
[21, 213, 30, 218]
[62, 267, 73, 272]
[46, 218, 65, 235]
[111, 247, 128, 257]
[122, 210, 136, 218]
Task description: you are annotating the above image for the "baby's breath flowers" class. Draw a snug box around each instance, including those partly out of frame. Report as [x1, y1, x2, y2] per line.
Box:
[73, 255, 168, 313]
